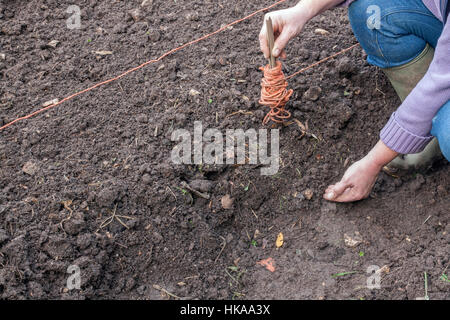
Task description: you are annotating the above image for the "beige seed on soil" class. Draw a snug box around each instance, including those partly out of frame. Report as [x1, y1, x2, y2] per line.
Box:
[189, 89, 201, 96]
[315, 28, 330, 35]
[94, 51, 113, 56]
[42, 98, 59, 107]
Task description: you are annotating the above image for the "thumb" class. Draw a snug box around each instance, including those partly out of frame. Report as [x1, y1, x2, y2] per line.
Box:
[273, 29, 292, 58]
[324, 181, 350, 200]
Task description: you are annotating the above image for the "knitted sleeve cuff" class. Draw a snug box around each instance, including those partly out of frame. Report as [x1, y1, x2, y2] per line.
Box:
[380, 113, 434, 154]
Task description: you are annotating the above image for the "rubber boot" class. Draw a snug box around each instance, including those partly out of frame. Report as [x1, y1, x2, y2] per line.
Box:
[383, 44, 434, 102]
[387, 138, 442, 171]
[382, 44, 443, 172]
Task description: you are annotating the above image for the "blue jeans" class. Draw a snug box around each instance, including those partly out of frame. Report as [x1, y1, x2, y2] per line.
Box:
[348, 0, 450, 161]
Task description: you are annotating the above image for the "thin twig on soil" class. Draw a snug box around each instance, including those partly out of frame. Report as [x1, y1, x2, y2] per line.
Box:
[99, 204, 133, 230]
[169, 206, 177, 217]
[114, 242, 128, 249]
[422, 215, 432, 225]
[215, 236, 227, 263]
[145, 245, 154, 265]
[414, 215, 433, 232]
[152, 284, 191, 300]
[60, 200, 74, 233]
[225, 269, 240, 285]
[226, 110, 253, 118]
[153, 284, 181, 299]
[291, 216, 302, 230]
[166, 186, 177, 200]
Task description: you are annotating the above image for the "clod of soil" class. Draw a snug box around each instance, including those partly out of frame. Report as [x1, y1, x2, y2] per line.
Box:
[304, 86, 322, 101]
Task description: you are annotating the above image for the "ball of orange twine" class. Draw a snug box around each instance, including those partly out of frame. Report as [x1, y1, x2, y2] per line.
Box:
[259, 61, 293, 125]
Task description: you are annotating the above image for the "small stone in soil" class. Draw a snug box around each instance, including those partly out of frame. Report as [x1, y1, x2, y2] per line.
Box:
[128, 8, 143, 22]
[22, 160, 38, 175]
[148, 30, 161, 42]
[336, 57, 357, 75]
[304, 86, 322, 101]
[221, 194, 233, 209]
[189, 179, 214, 193]
[64, 218, 86, 236]
[136, 113, 148, 123]
[96, 187, 119, 208]
[142, 174, 152, 184]
[303, 189, 314, 200]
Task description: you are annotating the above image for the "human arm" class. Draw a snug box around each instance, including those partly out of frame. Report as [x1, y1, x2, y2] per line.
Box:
[380, 17, 450, 154]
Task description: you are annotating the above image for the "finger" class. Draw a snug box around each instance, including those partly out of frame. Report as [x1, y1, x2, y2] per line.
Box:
[324, 185, 335, 194]
[273, 28, 293, 58]
[324, 181, 350, 201]
[280, 49, 287, 59]
[333, 187, 364, 203]
[259, 29, 269, 59]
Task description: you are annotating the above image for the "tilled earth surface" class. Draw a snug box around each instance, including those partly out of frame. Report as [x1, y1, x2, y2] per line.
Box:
[0, 0, 448, 300]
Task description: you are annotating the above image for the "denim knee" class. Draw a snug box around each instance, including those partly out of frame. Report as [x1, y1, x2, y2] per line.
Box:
[431, 101, 450, 161]
[348, 0, 442, 68]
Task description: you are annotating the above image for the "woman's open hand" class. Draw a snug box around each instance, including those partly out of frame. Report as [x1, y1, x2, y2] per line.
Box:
[323, 157, 381, 202]
[324, 140, 399, 202]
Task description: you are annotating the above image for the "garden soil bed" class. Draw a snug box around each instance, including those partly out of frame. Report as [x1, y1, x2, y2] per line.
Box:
[0, 0, 448, 299]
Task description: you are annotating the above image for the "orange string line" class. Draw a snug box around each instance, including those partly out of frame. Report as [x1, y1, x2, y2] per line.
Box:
[259, 43, 359, 124]
[0, 0, 289, 132]
[259, 61, 293, 125]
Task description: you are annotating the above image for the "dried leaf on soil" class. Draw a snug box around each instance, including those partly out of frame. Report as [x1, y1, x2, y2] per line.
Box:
[275, 233, 284, 248]
[344, 232, 363, 247]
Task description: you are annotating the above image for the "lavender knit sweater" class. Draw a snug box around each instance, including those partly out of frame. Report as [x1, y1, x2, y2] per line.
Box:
[338, 0, 449, 154]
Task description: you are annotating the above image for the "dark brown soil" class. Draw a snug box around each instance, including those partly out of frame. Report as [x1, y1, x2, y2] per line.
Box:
[0, 0, 448, 300]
